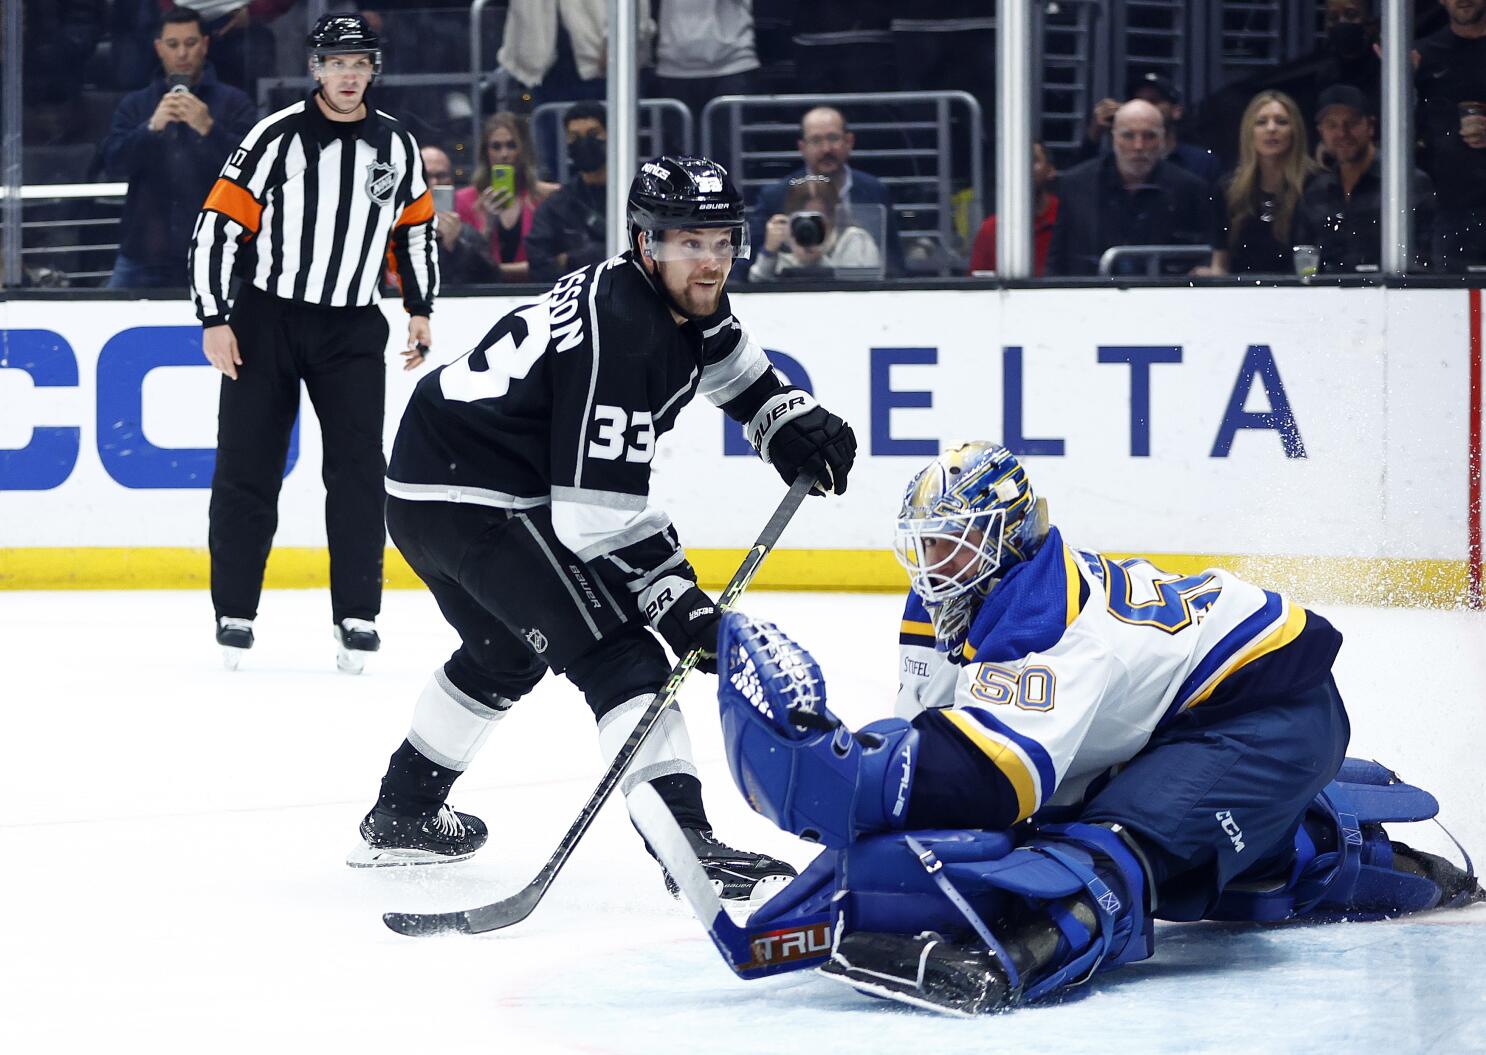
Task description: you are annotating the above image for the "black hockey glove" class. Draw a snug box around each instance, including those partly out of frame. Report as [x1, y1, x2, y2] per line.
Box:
[649, 584, 722, 674]
[748, 388, 857, 496]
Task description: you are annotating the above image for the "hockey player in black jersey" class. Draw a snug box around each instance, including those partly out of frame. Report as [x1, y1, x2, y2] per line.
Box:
[348, 156, 857, 902]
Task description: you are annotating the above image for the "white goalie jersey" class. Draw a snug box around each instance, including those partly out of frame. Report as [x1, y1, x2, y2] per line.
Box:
[893, 527, 1341, 829]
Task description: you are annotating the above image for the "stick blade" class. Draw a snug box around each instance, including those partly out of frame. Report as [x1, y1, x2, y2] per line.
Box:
[382, 909, 475, 937]
[382, 883, 544, 937]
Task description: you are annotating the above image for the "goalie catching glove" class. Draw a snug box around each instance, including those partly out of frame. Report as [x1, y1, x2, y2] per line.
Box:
[747, 388, 856, 496]
[716, 612, 917, 845]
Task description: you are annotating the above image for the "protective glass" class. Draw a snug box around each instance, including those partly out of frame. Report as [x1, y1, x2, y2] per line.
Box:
[645, 225, 751, 262]
[893, 507, 1005, 603]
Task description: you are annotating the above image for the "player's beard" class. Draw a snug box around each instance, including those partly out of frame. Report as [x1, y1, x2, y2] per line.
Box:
[663, 261, 727, 319]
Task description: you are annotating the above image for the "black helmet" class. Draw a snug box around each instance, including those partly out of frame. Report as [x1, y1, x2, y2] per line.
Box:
[628, 156, 745, 239]
[307, 14, 382, 74]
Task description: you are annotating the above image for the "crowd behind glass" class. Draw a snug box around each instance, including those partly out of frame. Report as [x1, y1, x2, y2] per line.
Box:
[6, 0, 1485, 292]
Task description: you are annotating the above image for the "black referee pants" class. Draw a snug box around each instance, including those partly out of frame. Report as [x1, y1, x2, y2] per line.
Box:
[209, 285, 390, 625]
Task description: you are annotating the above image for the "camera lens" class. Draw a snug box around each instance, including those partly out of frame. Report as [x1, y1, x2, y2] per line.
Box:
[789, 212, 826, 249]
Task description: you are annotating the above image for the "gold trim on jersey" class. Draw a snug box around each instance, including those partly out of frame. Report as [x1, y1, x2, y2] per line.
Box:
[1183, 601, 1309, 710]
[942, 709, 1039, 822]
[900, 618, 935, 638]
[1062, 544, 1083, 628]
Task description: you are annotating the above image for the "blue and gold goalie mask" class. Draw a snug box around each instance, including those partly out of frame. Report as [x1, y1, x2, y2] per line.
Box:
[893, 442, 1048, 604]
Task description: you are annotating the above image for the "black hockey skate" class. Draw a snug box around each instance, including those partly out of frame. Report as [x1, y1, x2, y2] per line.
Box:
[334, 618, 380, 674]
[215, 617, 254, 671]
[1391, 842, 1486, 909]
[820, 931, 1017, 1016]
[661, 828, 797, 903]
[346, 804, 488, 868]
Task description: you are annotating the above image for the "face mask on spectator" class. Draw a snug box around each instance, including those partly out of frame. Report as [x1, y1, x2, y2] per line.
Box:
[1327, 22, 1369, 59]
[568, 133, 607, 173]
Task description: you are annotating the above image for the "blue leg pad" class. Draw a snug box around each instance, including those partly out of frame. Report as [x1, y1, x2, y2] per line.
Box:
[1211, 757, 1461, 921]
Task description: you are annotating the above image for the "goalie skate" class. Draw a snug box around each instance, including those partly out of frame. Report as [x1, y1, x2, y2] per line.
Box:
[334, 618, 380, 674]
[216, 617, 254, 671]
[346, 804, 488, 868]
[819, 931, 1016, 1017]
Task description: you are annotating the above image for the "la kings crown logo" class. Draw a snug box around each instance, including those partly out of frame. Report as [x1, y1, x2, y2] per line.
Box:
[365, 161, 399, 206]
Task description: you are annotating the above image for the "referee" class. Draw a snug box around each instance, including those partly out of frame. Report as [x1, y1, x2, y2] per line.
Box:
[190, 13, 438, 672]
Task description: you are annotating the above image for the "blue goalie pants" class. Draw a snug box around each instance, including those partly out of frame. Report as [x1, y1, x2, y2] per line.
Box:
[1078, 674, 1351, 921]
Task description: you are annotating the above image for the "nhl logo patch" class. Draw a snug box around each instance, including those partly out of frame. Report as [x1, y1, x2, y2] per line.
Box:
[364, 161, 398, 206]
[523, 627, 548, 654]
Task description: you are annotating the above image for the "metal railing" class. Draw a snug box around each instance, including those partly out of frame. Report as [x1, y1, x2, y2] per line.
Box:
[1098, 244, 1213, 275]
[2, 183, 129, 285]
[700, 91, 985, 274]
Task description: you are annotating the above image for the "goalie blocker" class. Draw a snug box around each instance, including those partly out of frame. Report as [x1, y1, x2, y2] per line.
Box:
[713, 613, 1482, 1015]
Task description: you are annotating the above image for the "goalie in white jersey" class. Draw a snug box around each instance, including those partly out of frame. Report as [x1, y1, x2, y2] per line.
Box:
[714, 441, 1481, 1014]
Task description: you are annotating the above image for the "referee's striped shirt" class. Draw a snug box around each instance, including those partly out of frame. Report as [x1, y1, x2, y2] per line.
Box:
[189, 92, 438, 328]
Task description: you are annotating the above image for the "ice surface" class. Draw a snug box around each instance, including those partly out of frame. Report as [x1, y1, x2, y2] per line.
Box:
[1, 590, 1482, 1053]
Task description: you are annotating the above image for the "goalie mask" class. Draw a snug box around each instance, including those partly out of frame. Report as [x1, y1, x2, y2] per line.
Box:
[893, 442, 1049, 605]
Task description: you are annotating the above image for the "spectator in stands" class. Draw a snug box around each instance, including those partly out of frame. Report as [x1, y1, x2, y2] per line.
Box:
[497, 1, 655, 178]
[1079, 72, 1222, 190]
[968, 143, 1060, 276]
[1046, 99, 1221, 277]
[1297, 85, 1435, 273]
[651, 0, 761, 124]
[1186, 0, 1381, 174]
[162, 1, 296, 98]
[748, 106, 904, 276]
[791, 3, 895, 95]
[749, 174, 882, 280]
[526, 102, 611, 283]
[457, 114, 557, 284]
[1212, 91, 1319, 275]
[1414, 0, 1486, 273]
[101, 6, 256, 289]
[421, 146, 499, 287]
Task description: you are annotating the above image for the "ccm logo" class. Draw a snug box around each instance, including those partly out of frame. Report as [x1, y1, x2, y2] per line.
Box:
[1215, 809, 1246, 853]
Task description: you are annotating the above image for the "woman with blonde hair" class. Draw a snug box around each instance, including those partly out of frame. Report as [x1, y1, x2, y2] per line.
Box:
[455, 112, 558, 282]
[1212, 90, 1318, 275]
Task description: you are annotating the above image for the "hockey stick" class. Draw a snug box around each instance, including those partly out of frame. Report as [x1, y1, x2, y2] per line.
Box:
[384, 471, 817, 937]
[624, 781, 835, 979]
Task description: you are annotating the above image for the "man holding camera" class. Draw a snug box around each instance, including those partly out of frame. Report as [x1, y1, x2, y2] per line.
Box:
[101, 6, 256, 288]
[745, 106, 903, 278]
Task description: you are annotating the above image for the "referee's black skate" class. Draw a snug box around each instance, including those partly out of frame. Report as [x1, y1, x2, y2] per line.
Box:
[334, 618, 380, 674]
[662, 828, 797, 903]
[215, 617, 254, 671]
[346, 804, 488, 867]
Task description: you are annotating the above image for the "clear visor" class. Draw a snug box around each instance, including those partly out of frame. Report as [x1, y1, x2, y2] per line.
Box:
[892, 508, 1006, 603]
[645, 225, 751, 262]
[312, 50, 382, 76]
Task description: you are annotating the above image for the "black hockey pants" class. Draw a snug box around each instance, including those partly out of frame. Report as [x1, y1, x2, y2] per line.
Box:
[209, 285, 390, 624]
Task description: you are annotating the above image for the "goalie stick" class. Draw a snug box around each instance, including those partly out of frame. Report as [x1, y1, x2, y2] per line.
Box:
[624, 781, 834, 979]
[384, 471, 817, 938]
